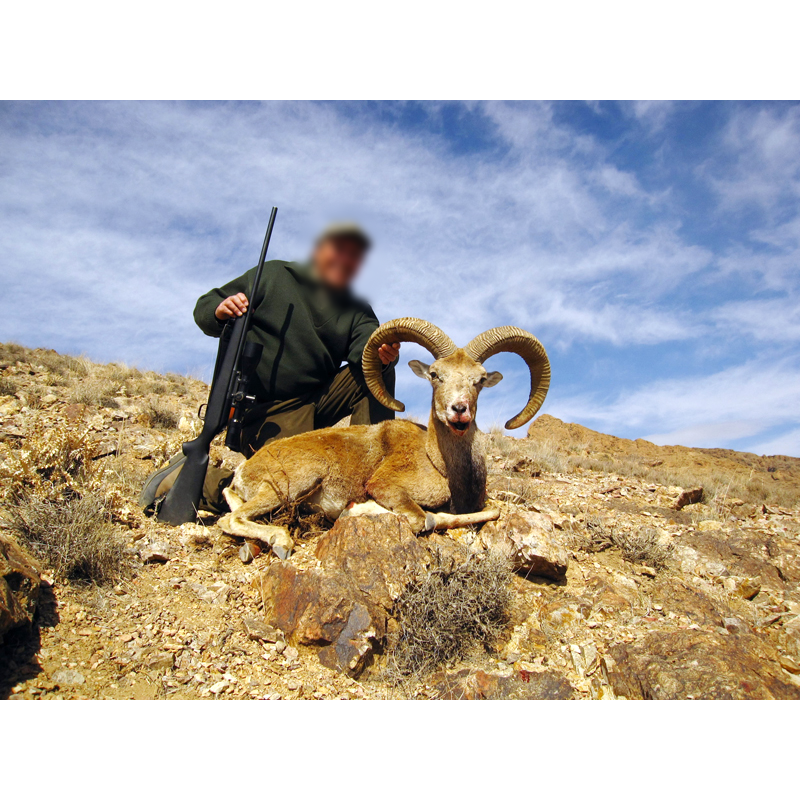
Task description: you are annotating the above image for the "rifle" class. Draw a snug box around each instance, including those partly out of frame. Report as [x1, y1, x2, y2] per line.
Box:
[156, 207, 278, 525]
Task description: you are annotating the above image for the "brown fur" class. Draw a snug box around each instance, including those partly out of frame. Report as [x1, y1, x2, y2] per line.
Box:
[219, 349, 503, 555]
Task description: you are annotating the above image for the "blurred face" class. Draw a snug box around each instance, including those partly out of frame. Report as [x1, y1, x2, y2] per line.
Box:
[312, 236, 366, 290]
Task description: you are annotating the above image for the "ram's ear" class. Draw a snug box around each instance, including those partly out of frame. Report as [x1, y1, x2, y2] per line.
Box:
[409, 360, 432, 381]
[482, 371, 503, 388]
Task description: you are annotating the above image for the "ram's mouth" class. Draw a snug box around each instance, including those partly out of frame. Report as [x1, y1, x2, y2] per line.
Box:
[448, 420, 470, 436]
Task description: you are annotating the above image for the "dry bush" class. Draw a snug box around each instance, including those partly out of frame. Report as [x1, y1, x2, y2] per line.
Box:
[106, 363, 140, 383]
[141, 400, 179, 429]
[612, 527, 672, 570]
[69, 379, 119, 408]
[0, 342, 28, 364]
[30, 349, 88, 378]
[388, 554, 513, 678]
[567, 516, 615, 553]
[6, 491, 125, 583]
[0, 421, 103, 504]
[0, 376, 16, 396]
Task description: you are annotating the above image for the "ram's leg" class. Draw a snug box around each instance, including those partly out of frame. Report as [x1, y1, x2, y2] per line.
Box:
[222, 487, 245, 512]
[365, 480, 429, 533]
[217, 485, 294, 560]
[424, 508, 501, 531]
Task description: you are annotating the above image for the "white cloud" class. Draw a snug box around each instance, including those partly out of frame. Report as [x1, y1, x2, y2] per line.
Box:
[552, 357, 800, 454]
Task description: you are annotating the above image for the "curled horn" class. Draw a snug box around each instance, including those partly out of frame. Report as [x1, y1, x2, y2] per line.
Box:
[363, 318, 457, 411]
[465, 327, 551, 429]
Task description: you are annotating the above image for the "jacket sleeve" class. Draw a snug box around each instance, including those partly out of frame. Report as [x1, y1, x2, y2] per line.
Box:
[347, 304, 395, 376]
[193, 266, 259, 338]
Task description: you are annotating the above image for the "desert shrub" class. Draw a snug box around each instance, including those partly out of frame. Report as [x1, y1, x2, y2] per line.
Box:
[0, 342, 27, 364]
[612, 527, 672, 570]
[141, 400, 179, 429]
[567, 516, 614, 553]
[0, 421, 103, 504]
[69, 379, 119, 408]
[0, 376, 16, 396]
[6, 491, 125, 583]
[388, 554, 512, 677]
[30, 349, 84, 377]
[106, 363, 140, 382]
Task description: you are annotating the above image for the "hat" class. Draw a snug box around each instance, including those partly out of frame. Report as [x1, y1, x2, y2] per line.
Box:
[316, 221, 372, 251]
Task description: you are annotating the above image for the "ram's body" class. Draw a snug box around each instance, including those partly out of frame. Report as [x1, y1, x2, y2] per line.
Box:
[219, 321, 550, 559]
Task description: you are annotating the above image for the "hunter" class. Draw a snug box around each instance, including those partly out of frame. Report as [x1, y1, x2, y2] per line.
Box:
[141, 222, 400, 510]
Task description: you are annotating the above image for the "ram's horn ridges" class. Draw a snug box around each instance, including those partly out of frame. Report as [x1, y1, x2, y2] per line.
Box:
[465, 327, 550, 429]
[363, 318, 457, 411]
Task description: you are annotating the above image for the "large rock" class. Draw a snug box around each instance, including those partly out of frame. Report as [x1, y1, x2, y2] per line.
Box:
[0, 535, 41, 643]
[479, 510, 568, 580]
[432, 667, 574, 700]
[255, 514, 428, 678]
[608, 629, 800, 700]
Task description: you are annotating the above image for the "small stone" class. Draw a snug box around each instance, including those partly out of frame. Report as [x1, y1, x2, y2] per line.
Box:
[145, 652, 175, 672]
[735, 577, 762, 601]
[52, 669, 85, 686]
[780, 656, 800, 675]
[242, 617, 281, 642]
[140, 541, 171, 563]
[238, 541, 261, 563]
[675, 487, 704, 510]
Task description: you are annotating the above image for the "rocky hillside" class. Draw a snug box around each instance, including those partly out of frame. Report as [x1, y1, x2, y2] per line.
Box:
[1, 343, 799, 700]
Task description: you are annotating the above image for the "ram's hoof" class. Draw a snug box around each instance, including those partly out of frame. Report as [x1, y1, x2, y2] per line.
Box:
[217, 513, 233, 534]
[424, 512, 437, 532]
[271, 544, 292, 561]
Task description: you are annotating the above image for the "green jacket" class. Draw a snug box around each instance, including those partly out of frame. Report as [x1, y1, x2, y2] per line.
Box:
[194, 260, 383, 402]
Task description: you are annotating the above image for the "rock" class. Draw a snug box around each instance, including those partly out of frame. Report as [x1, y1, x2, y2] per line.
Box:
[238, 541, 261, 563]
[675, 487, 704, 510]
[242, 617, 281, 643]
[432, 667, 574, 700]
[723, 616, 748, 635]
[255, 514, 428, 677]
[0, 534, 41, 643]
[318, 603, 376, 678]
[140, 541, 171, 564]
[734, 576, 762, 600]
[145, 651, 175, 672]
[608, 629, 800, 700]
[780, 656, 800, 675]
[698, 519, 722, 532]
[315, 514, 429, 611]
[479, 510, 567, 580]
[62, 402, 87, 421]
[52, 668, 85, 687]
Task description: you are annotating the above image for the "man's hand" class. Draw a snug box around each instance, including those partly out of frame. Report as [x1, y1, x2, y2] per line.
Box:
[215, 293, 249, 320]
[378, 342, 400, 366]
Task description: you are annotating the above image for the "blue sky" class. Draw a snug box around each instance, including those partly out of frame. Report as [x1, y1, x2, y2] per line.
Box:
[1, 101, 799, 455]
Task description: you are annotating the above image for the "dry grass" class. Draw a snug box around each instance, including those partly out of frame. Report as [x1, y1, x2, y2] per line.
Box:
[140, 400, 179, 429]
[0, 421, 103, 504]
[612, 527, 672, 570]
[69, 379, 120, 408]
[5, 491, 125, 583]
[0, 376, 16, 396]
[387, 554, 513, 678]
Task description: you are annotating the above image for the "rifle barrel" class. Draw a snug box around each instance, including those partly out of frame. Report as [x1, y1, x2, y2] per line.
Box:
[226, 206, 277, 398]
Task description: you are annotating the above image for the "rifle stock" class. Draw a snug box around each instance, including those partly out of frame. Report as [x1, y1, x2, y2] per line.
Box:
[156, 208, 278, 525]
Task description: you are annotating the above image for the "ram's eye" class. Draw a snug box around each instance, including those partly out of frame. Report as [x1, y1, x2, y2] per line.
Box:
[429, 371, 439, 382]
